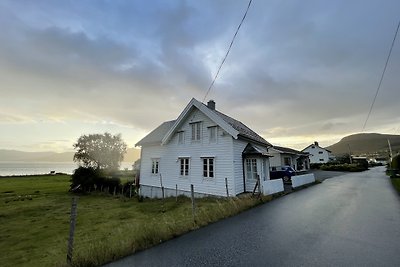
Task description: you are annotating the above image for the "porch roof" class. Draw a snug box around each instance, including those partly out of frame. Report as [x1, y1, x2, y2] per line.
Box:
[242, 143, 272, 157]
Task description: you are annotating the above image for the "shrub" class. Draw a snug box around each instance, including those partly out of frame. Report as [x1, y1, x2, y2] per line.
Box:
[71, 167, 101, 192]
[71, 167, 122, 194]
[320, 163, 367, 172]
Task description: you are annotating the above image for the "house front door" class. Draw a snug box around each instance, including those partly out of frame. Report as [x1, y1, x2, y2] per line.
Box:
[244, 157, 266, 192]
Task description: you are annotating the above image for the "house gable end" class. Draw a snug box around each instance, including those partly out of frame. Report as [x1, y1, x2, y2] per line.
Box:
[161, 98, 239, 145]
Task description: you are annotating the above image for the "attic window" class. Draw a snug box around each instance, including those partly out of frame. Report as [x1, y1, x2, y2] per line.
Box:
[209, 126, 217, 143]
[178, 131, 184, 144]
[191, 122, 201, 141]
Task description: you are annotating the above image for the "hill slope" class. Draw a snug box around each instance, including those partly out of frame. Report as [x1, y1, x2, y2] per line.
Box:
[326, 133, 400, 155]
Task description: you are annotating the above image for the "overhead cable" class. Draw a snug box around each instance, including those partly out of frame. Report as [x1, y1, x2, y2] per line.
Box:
[362, 19, 400, 131]
[202, 0, 252, 103]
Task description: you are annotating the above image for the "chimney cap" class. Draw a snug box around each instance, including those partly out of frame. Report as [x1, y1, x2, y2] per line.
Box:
[207, 100, 216, 110]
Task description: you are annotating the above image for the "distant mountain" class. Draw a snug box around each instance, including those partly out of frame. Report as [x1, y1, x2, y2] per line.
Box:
[326, 133, 400, 156]
[0, 148, 141, 162]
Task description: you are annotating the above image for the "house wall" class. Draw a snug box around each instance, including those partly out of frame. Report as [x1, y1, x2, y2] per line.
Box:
[303, 145, 330, 164]
[269, 151, 282, 169]
[232, 139, 248, 195]
[269, 150, 297, 170]
[139, 108, 236, 197]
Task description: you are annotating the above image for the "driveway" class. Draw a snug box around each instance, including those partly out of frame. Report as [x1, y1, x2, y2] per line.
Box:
[105, 166, 400, 266]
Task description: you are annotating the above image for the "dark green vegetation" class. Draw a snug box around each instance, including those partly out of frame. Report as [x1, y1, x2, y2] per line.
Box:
[326, 133, 400, 156]
[0, 175, 269, 267]
[320, 163, 368, 172]
[390, 178, 400, 193]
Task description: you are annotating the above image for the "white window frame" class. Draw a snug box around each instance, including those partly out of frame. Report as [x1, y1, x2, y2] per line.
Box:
[203, 157, 214, 178]
[179, 158, 190, 177]
[178, 131, 185, 144]
[191, 122, 202, 142]
[245, 158, 258, 180]
[283, 156, 292, 166]
[151, 158, 160, 175]
[208, 126, 217, 143]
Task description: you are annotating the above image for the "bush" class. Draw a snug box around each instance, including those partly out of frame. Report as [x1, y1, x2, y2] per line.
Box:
[310, 163, 322, 169]
[70, 167, 122, 194]
[71, 167, 101, 192]
[320, 163, 367, 172]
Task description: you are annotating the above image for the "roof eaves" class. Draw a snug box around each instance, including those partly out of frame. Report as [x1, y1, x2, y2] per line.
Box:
[161, 98, 239, 145]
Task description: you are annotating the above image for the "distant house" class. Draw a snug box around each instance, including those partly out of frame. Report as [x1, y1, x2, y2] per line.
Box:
[135, 98, 273, 198]
[302, 142, 332, 164]
[269, 146, 310, 171]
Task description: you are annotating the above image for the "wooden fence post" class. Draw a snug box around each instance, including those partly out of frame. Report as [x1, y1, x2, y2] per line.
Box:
[129, 183, 132, 198]
[66, 197, 78, 265]
[175, 184, 178, 202]
[191, 184, 195, 222]
[225, 178, 229, 197]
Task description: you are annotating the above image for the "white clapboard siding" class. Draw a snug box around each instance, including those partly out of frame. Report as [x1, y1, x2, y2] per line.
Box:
[140, 108, 235, 197]
[232, 139, 248, 195]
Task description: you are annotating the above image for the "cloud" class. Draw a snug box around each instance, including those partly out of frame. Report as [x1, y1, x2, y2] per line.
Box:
[0, 0, 400, 152]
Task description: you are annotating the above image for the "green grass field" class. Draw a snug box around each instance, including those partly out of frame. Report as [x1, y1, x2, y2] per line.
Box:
[391, 178, 400, 193]
[0, 175, 269, 267]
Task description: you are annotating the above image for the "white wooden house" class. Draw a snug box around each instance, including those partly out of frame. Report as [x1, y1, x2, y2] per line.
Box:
[269, 146, 310, 172]
[135, 98, 273, 198]
[302, 142, 332, 164]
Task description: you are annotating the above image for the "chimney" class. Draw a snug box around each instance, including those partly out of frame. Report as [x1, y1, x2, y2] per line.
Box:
[207, 100, 216, 110]
[314, 141, 319, 146]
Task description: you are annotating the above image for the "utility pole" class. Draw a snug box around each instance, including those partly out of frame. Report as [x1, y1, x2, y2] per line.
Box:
[348, 144, 353, 164]
[388, 139, 393, 168]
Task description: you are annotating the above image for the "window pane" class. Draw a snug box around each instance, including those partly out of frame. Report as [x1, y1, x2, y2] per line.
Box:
[191, 124, 195, 140]
[196, 124, 201, 140]
[209, 159, 214, 177]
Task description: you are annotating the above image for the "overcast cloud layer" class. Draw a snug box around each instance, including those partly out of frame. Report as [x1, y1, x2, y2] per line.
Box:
[0, 0, 399, 152]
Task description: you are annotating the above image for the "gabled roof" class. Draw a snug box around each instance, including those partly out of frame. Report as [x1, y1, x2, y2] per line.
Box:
[242, 143, 272, 157]
[213, 110, 270, 146]
[135, 120, 176, 146]
[136, 98, 271, 147]
[302, 143, 332, 153]
[272, 145, 308, 156]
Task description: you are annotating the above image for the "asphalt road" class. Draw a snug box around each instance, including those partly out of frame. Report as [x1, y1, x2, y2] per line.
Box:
[105, 167, 400, 267]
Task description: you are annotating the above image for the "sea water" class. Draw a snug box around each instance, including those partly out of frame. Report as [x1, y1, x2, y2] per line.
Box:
[0, 162, 134, 176]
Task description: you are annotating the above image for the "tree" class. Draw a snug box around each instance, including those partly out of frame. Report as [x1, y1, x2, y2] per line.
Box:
[73, 132, 127, 170]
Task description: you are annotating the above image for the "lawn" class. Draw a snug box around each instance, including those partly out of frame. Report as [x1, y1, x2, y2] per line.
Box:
[390, 178, 400, 194]
[0, 175, 269, 267]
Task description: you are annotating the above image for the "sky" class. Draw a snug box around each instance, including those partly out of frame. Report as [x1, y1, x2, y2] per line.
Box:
[0, 0, 399, 152]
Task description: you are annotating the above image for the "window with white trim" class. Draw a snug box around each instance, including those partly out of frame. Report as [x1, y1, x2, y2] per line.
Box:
[178, 131, 185, 144]
[209, 126, 217, 143]
[191, 122, 201, 141]
[151, 159, 159, 175]
[283, 157, 291, 166]
[179, 158, 190, 176]
[203, 158, 214, 178]
[245, 158, 258, 180]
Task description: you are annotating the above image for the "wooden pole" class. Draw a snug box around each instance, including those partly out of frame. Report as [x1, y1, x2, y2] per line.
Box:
[175, 184, 178, 202]
[129, 183, 132, 198]
[225, 178, 229, 197]
[191, 184, 195, 222]
[66, 197, 78, 265]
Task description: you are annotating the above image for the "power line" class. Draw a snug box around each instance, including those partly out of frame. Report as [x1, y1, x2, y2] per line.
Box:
[202, 0, 252, 103]
[362, 19, 400, 131]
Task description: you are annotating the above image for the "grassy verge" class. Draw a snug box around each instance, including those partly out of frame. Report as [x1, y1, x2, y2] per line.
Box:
[390, 178, 400, 194]
[0, 175, 271, 267]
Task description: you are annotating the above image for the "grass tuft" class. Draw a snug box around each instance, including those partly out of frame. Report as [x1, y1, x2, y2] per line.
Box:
[0, 175, 274, 267]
